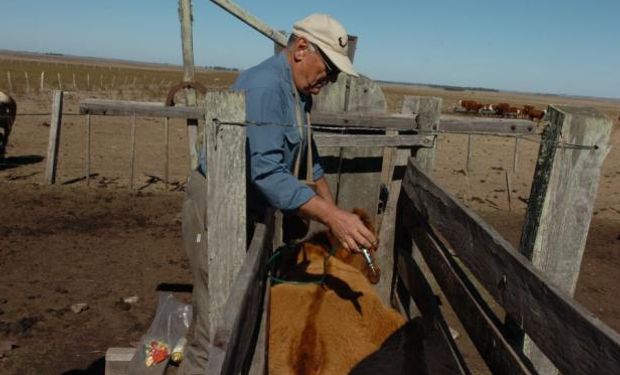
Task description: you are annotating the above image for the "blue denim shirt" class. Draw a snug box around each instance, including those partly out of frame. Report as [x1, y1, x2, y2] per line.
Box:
[200, 52, 324, 214]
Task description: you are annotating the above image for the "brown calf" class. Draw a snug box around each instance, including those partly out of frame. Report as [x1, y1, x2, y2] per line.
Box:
[269, 210, 419, 374]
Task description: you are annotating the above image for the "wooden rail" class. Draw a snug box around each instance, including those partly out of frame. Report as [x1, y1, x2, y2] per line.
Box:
[79, 98, 537, 134]
[398, 158, 620, 375]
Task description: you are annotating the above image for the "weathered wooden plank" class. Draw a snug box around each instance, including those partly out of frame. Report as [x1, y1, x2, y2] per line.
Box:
[312, 112, 416, 129]
[209, 0, 288, 47]
[79, 98, 534, 135]
[105, 347, 136, 375]
[205, 91, 247, 345]
[401, 158, 620, 375]
[314, 75, 388, 217]
[313, 133, 432, 148]
[80, 99, 204, 119]
[44, 90, 63, 184]
[393, 195, 470, 375]
[401, 96, 442, 171]
[400, 197, 533, 375]
[439, 114, 537, 134]
[207, 218, 273, 375]
[520, 105, 613, 293]
[516, 105, 614, 374]
[179, 0, 200, 171]
[248, 278, 270, 375]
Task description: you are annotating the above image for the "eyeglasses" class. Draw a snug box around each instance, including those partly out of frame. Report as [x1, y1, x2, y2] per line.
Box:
[309, 43, 340, 79]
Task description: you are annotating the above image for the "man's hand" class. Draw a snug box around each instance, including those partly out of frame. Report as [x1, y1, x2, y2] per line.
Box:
[298, 192, 377, 253]
[323, 208, 376, 253]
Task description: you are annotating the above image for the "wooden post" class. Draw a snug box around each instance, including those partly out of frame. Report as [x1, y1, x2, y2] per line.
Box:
[24, 72, 30, 92]
[87, 73, 90, 90]
[375, 95, 441, 304]
[40, 71, 45, 91]
[45, 91, 64, 184]
[72, 73, 77, 90]
[402, 96, 441, 172]
[100, 74, 104, 90]
[6, 72, 12, 92]
[57, 72, 62, 90]
[179, 0, 199, 171]
[515, 105, 614, 374]
[129, 115, 136, 189]
[111, 75, 116, 89]
[205, 91, 247, 341]
[466, 134, 473, 174]
[85, 114, 92, 186]
[164, 117, 170, 191]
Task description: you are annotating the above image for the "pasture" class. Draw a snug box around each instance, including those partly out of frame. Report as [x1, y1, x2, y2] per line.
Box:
[0, 52, 619, 374]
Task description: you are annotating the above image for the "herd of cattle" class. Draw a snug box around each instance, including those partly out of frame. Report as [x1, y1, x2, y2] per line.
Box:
[456, 99, 547, 121]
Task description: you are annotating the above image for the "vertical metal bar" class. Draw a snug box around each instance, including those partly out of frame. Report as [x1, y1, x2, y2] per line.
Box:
[164, 117, 170, 191]
[130, 114, 136, 189]
[466, 134, 473, 174]
[86, 114, 91, 186]
[513, 136, 519, 173]
[505, 170, 512, 212]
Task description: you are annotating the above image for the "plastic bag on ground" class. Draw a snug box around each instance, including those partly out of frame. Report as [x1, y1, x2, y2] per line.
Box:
[128, 292, 193, 374]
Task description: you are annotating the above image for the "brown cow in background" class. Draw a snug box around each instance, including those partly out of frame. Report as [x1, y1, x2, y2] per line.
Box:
[490, 102, 511, 117]
[269, 210, 424, 374]
[0, 91, 16, 162]
[457, 99, 485, 113]
[521, 105, 546, 121]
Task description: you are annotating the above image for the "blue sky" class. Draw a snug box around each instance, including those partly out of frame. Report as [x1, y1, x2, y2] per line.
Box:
[2, 0, 619, 98]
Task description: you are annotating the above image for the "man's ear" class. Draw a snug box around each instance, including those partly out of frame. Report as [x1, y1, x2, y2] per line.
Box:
[292, 37, 310, 62]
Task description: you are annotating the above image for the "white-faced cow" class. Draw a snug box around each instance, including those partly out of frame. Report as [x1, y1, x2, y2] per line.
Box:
[0, 91, 16, 162]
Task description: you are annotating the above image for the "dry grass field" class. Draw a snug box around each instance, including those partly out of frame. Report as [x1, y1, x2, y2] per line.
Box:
[0, 52, 619, 374]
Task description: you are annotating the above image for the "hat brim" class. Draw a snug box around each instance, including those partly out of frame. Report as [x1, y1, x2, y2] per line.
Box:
[314, 42, 359, 78]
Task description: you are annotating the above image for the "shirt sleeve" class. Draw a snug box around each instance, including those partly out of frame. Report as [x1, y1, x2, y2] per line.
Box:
[244, 86, 316, 211]
[311, 136, 324, 181]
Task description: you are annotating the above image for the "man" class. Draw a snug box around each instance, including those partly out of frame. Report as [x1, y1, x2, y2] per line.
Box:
[180, 13, 376, 374]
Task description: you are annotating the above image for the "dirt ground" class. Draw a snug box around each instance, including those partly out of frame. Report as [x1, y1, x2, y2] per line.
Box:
[1, 57, 619, 374]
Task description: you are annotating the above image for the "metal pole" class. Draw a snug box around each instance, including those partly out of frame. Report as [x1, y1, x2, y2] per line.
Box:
[130, 115, 136, 189]
[164, 117, 170, 191]
[513, 136, 519, 173]
[86, 114, 91, 186]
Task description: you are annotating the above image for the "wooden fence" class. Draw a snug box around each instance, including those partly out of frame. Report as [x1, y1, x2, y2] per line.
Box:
[185, 88, 617, 374]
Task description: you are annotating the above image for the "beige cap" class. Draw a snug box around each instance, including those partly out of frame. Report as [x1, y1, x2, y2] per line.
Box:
[292, 14, 359, 77]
